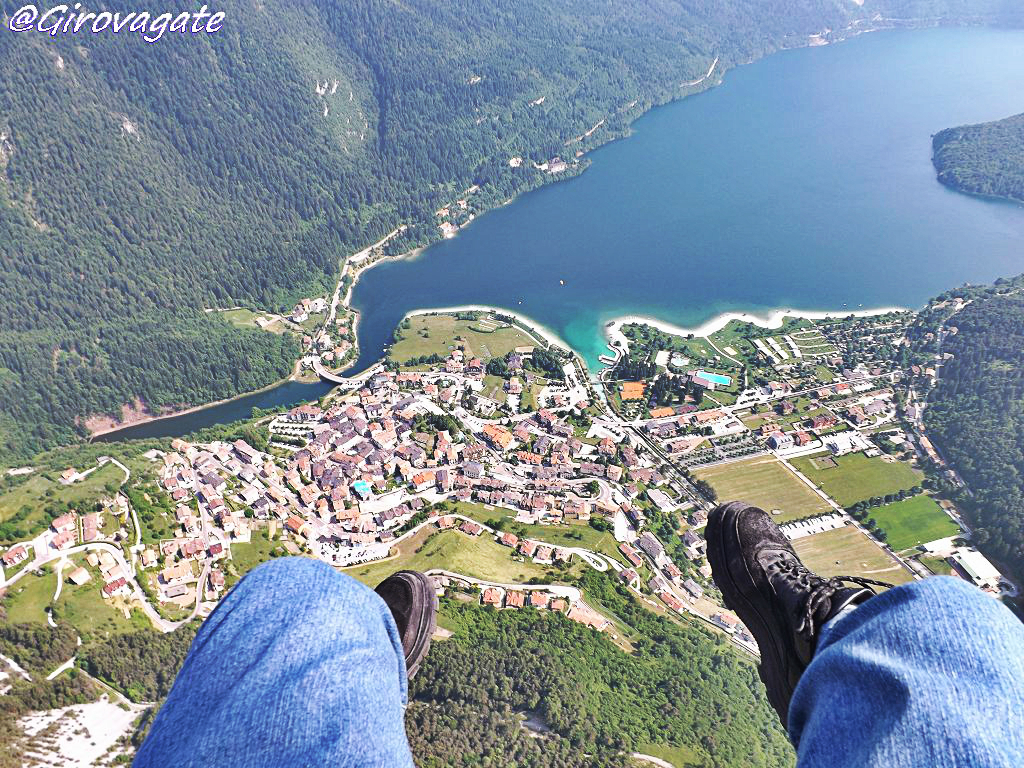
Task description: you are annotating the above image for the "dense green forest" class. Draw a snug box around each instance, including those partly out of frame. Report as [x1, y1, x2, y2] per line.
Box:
[1, 0, 1018, 462]
[933, 112, 1024, 203]
[911, 276, 1024, 589]
[410, 572, 792, 767]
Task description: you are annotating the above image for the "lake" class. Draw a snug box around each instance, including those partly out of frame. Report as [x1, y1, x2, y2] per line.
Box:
[350, 26, 1024, 372]
[101, 26, 1024, 441]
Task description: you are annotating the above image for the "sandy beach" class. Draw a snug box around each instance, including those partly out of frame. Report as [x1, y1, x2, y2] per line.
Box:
[603, 306, 908, 358]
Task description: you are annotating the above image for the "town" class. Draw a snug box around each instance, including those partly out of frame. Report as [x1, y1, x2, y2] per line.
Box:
[2, 308, 1011, 680]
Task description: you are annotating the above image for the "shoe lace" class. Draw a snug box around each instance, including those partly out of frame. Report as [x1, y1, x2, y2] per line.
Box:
[768, 559, 891, 640]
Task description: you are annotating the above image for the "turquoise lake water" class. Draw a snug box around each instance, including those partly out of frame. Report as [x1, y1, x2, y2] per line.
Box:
[350, 27, 1024, 372]
[101, 26, 1024, 441]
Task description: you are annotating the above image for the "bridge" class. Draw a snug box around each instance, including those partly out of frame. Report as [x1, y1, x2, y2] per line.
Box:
[311, 357, 384, 387]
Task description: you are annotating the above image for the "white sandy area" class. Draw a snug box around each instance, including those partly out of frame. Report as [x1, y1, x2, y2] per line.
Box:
[404, 305, 572, 352]
[19, 694, 145, 768]
[604, 306, 906, 358]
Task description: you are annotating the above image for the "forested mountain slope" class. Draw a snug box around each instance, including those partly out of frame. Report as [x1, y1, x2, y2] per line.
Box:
[0, 0, 1019, 461]
[933, 112, 1024, 203]
[410, 575, 794, 767]
[912, 276, 1024, 589]
[70, 572, 794, 767]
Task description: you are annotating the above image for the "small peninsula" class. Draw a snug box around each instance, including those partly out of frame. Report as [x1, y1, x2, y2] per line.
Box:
[933, 112, 1024, 204]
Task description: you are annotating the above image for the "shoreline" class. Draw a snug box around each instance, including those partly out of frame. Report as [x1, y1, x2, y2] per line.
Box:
[79, 25, 945, 444]
[86, 374, 305, 439]
[603, 306, 909, 359]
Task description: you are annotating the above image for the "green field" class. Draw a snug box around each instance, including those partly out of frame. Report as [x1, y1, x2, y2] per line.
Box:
[343, 527, 578, 586]
[791, 452, 923, 507]
[218, 307, 289, 335]
[0, 461, 126, 544]
[3, 556, 149, 641]
[793, 525, 914, 585]
[52, 560, 151, 642]
[2, 566, 55, 624]
[389, 313, 538, 364]
[226, 527, 284, 587]
[741, 402, 832, 430]
[694, 456, 831, 522]
[634, 741, 704, 768]
[455, 502, 624, 563]
[920, 555, 953, 576]
[865, 496, 960, 551]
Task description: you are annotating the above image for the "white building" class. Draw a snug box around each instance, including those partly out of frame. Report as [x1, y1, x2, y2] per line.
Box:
[950, 548, 1002, 590]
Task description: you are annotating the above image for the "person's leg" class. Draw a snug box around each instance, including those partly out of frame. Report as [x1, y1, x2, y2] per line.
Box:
[134, 557, 415, 768]
[708, 501, 1024, 767]
[790, 576, 1024, 768]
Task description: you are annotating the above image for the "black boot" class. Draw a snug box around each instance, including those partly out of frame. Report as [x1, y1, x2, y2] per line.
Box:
[375, 570, 438, 678]
[706, 501, 888, 727]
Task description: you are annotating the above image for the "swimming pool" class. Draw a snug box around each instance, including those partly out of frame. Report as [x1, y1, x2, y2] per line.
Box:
[695, 370, 732, 386]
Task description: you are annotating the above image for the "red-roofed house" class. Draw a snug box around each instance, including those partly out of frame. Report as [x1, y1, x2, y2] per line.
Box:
[618, 542, 643, 569]
[2, 545, 29, 568]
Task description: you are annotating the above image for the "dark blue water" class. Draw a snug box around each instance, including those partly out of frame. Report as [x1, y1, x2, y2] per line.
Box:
[351, 27, 1024, 371]
[94, 379, 333, 442]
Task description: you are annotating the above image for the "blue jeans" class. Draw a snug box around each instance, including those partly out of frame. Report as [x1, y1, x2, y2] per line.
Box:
[136, 562, 1024, 767]
[791, 576, 1024, 767]
[134, 558, 414, 768]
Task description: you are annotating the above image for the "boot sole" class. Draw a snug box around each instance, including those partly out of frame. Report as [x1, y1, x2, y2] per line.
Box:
[706, 502, 800, 726]
[401, 571, 439, 678]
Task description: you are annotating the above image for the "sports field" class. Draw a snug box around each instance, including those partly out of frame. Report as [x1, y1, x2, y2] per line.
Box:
[791, 452, 922, 507]
[694, 456, 831, 522]
[866, 495, 960, 551]
[793, 525, 914, 585]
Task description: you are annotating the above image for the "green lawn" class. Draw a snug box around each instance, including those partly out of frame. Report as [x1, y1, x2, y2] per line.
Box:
[226, 527, 282, 586]
[521, 379, 546, 411]
[2, 566, 55, 624]
[793, 525, 914, 585]
[741, 405, 832, 430]
[389, 313, 538, 364]
[694, 456, 831, 522]
[53, 557, 151, 642]
[815, 365, 836, 383]
[481, 374, 507, 401]
[920, 555, 953, 576]
[343, 528, 578, 587]
[791, 452, 923, 507]
[634, 742, 704, 768]
[0, 462, 125, 544]
[454, 502, 624, 563]
[218, 307, 288, 335]
[865, 496, 960, 551]
[3, 555, 148, 640]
